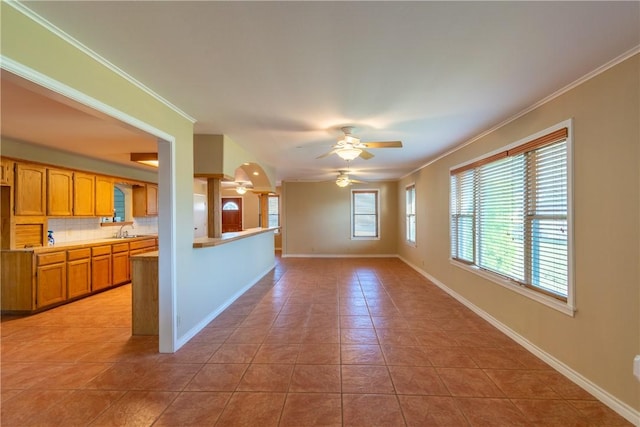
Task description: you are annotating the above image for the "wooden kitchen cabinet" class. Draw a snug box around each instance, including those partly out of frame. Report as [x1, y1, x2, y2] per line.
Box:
[133, 184, 158, 217]
[47, 168, 73, 216]
[73, 172, 95, 216]
[95, 175, 114, 216]
[91, 245, 112, 291]
[128, 238, 157, 256]
[1, 158, 14, 186]
[67, 248, 91, 299]
[36, 252, 67, 309]
[112, 242, 130, 285]
[15, 163, 46, 216]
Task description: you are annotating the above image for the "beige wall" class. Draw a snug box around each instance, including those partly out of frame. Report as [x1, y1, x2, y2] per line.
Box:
[398, 54, 639, 412]
[283, 180, 398, 256]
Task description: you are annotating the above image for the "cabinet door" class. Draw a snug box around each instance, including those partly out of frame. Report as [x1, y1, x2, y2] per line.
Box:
[36, 262, 66, 308]
[73, 172, 95, 216]
[15, 164, 46, 216]
[146, 185, 158, 215]
[47, 169, 73, 216]
[67, 258, 91, 298]
[0, 159, 14, 186]
[91, 255, 112, 291]
[112, 251, 130, 285]
[95, 176, 114, 216]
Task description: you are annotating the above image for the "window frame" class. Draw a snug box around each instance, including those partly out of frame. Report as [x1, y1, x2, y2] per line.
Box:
[405, 183, 416, 246]
[449, 120, 574, 316]
[351, 189, 380, 240]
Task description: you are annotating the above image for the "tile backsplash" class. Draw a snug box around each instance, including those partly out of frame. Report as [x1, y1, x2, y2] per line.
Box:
[48, 217, 158, 243]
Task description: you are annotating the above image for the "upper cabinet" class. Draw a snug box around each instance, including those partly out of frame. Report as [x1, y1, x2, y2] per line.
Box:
[73, 172, 95, 216]
[0, 159, 14, 186]
[95, 175, 114, 216]
[133, 184, 158, 217]
[15, 163, 46, 216]
[47, 169, 73, 216]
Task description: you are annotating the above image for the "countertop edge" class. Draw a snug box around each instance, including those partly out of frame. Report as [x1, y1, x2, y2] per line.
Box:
[192, 227, 278, 249]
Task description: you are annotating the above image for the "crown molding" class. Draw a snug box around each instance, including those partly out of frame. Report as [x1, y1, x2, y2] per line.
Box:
[403, 45, 640, 179]
[6, 0, 197, 124]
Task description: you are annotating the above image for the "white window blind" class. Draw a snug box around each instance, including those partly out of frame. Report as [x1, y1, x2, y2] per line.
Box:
[450, 127, 569, 300]
[406, 184, 416, 243]
[352, 190, 378, 238]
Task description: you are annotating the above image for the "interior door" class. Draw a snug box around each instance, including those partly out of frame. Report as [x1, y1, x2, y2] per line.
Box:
[222, 197, 242, 232]
[193, 193, 207, 238]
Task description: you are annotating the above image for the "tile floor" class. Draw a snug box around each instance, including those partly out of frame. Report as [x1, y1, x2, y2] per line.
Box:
[1, 256, 631, 426]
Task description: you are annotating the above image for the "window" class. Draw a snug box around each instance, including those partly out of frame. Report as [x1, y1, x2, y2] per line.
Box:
[406, 184, 416, 244]
[352, 190, 379, 239]
[267, 195, 279, 228]
[450, 123, 571, 308]
[222, 201, 239, 211]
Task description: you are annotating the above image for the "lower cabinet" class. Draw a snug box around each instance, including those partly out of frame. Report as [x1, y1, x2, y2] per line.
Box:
[1, 237, 154, 313]
[36, 252, 67, 309]
[67, 248, 91, 299]
[91, 245, 112, 291]
[112, 242, 130, 285]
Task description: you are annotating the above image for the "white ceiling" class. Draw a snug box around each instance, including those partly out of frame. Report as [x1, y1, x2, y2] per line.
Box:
[3, 1, 639, 183]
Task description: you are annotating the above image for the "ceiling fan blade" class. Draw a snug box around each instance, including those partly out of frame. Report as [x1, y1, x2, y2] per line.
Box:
[362, 140, 403, 148]
[350, 179, 367, 184]
[316, 148, 339, 159]
[359, 149, 375, 160]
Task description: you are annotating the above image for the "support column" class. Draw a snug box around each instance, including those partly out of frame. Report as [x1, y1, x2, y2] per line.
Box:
[207, 177, 221, 238]
[258, 193, 269, 228]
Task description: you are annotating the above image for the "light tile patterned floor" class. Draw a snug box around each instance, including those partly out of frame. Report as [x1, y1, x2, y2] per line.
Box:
[1, 256, 631, 426]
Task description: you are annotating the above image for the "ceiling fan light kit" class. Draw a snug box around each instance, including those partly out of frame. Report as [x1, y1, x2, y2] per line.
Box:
[316, 126, 403, 161]
[235, 185, 247, 195]
[336, 147, 362, 161]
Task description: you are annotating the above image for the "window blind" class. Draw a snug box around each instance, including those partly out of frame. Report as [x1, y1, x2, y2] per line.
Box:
[450, 127, 568, 300]
[406, 185, 416, 242]
[353, 190, 378, 238]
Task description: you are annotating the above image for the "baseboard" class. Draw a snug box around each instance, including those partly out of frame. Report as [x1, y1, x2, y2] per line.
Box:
[399, 256, 640, 426]
[282, 253, 399, 258]
[175, 262, 276, 349]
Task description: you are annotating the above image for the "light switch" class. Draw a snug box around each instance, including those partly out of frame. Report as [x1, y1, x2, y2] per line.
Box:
[634, 355, 640, 381]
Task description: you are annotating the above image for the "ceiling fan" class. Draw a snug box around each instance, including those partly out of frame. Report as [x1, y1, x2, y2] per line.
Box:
[223, 181, 254, 195]
[316, 126, 402, 161]
[335, 170, 367, 187]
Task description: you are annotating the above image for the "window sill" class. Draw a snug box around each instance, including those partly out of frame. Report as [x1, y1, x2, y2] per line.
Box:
[100, 221, 134, 227]
[450, 259, 575, 317]
[405, 240, 417, 248]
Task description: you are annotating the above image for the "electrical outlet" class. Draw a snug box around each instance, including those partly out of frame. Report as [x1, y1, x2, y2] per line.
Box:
[634, 355, 640, 381]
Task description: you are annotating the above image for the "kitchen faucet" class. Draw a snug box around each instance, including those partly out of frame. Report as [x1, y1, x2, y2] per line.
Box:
[117, 223, 134, 238]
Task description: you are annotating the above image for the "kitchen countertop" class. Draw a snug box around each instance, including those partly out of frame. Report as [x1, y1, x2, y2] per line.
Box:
[3, 235, 158, 253]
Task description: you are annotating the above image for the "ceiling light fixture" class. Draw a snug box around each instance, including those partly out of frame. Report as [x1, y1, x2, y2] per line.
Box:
[130, 152, 158, 167]
[336, 176, 351, 187]
[336, 147, 362, 161]
[236, 186, 247, 195]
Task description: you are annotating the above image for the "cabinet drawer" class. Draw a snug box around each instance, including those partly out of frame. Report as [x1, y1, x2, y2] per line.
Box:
[129, 239, 156, 251]
[112, 242, 129, 253]
[91, 245, 112, 257]
[37, 251, 66, 266]
[67, 247, 91, 261]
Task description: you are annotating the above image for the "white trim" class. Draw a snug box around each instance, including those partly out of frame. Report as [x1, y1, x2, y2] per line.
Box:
[448, 119, 575, 315]
[5, 1, 196, 124]
[450, 259, 575, 317]
[402, 45, 640, 179]
[175, 263, 276, 349]
[1, 56, 177, 142]
[399, 256, 639, 427]
[158, 139, 177, 353]
[2, 58, 180, 354]
[282, 253, 398, 258]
